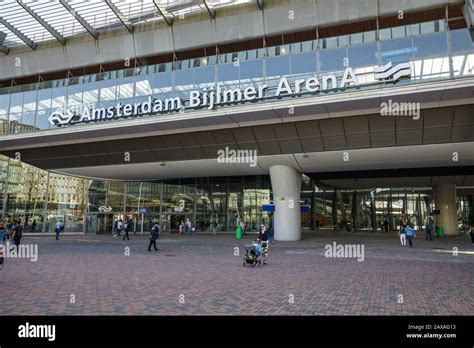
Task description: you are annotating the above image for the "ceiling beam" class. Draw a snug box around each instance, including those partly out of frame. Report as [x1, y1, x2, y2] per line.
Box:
[0, 43, 10, 55]
[202, 1, 216, 19]
[59, 0, 98, 40]
[152, 0, 173, 26]
[17, 0, 66, 45]
[105, 0, 134, 33]
[0, 16, 37, 50]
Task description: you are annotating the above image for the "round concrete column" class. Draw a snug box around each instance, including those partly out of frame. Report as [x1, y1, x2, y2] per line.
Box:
[433, 183, 458, 235]
[269, 165, 302, 241]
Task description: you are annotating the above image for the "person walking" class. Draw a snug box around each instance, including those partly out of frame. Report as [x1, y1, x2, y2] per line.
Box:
[469, 225, 474, 244]
[114, 219, 123, 238]
[258, 224, 269, 265]
[424, 221, 433, 241]
[122, 220, 130, 241]
[406, 223, 415, 247]
[258, 223, 267, 241]
[399, 223, 407, 247]
[11, 221, 23, 252]
[430, 220, 436, 239]
[211, 220, 217, 235]
[148, 223, 159, 252]
[31, 219, 37, 233]
[55, 220, 63, 240]
[112, 218, 118, 237]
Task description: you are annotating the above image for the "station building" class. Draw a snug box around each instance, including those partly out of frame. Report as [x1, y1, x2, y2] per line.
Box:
[0, 0, 473, 240]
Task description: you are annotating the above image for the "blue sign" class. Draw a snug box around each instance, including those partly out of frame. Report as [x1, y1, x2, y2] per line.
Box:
[261, 204, 310, 212]
[139, 208, 147, 213]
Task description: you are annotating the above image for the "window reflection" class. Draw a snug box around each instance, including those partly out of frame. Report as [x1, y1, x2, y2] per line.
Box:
[379, 37, 413, 64]
[1, 21, 473, 136]
[450, 29, 474, 53]
[413, 32, 448, 58]
[319, 47, 347, 72]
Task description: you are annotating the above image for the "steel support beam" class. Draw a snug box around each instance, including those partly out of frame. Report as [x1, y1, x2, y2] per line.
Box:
[0, 43, 10, 54]
[256, 0, 264, 10]
[203, 1, 216, 19]
[59, 0, 98, 40]
[105, 0, 134, 33]
[0, 16, 37, 50]
[17, 0, 66, 45]
[152, 0, 173, 26]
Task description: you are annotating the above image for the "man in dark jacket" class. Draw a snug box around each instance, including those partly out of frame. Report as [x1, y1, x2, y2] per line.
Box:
[148, 223, 159, 252]
[12, 221, 23, 252]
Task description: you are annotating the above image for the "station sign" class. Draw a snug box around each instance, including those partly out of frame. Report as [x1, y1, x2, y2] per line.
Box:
[49, 62, 411, 127]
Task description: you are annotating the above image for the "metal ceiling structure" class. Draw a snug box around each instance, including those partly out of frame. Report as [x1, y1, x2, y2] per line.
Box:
[0, 0, 256, 54]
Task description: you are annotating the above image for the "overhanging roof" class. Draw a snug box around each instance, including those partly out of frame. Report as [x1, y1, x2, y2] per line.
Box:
[0, 0, 255, 50]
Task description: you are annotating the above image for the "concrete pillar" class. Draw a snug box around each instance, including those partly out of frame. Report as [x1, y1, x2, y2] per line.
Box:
[269, 165, 302, 241]
[433, 183, 458, 236]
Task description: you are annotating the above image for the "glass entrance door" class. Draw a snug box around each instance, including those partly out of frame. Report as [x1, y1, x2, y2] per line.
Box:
[86, 213, 116, 234]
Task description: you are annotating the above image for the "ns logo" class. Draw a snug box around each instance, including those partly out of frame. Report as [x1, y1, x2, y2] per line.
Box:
[48, 108, 75, 126]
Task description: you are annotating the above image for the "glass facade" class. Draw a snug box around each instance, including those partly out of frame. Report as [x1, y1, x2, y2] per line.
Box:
[1, 154, 473, 234]
[0, 23, 473, 135]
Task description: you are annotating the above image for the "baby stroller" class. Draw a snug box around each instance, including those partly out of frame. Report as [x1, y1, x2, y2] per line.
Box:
[242, 240, 263, 267]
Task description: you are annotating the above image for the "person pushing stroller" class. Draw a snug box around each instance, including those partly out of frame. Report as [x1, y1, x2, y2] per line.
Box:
[258, 223, 269, 265]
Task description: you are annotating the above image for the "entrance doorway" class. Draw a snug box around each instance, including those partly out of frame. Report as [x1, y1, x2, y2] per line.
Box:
[86, 213, 123, 234]
[162, 213, 194, 233]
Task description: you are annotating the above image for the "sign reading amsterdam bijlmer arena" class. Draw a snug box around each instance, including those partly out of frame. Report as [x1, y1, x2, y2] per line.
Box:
[49, 62, 411, 127]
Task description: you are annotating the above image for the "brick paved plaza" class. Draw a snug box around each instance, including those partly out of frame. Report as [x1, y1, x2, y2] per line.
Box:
[1, 231, 472, 315]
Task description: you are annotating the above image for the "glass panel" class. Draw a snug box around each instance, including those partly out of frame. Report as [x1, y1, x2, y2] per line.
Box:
[413, 32, 448, 58]
[217, 63, 240, 88]
[150, 71, 172, 95]
[239, 59, 263, 80]
[35, 109, 50, 130]
[0, 94, 9, 116]
[379, 28, 391, 40]
[193, 65, 215, 87]
[51, 86, 67, 108]
[174, 69, 194, 100]
[133, 77, 151, 99]
[348, 42, 377, 68]
[117, 78, 135, 99]
[21, 111, 35, 126]
[99, 79, 117, 101]
[420, 21, 435, 34]
[9, 92, 23, 114]
[265, 55, 290, 77]
[350, 32, 363, 45]
[379, 37, 413, 64]
[408, 23, 421, 36]
[450, 29, 474, 53]
[66, 83, 82, 107]
[82, 82, 100, 106]
[290, 52, 316, 74]
[392, 26, 406, 39]
[22, 90, 37, 112]
[319, 47, 347, 72]
[37, 88, 52, 110]
[363, 30, 376, 43]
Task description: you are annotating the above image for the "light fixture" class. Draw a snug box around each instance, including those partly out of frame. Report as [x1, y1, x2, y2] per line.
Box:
[303, 153, 309, 158]
[160, 163, 166, 166]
